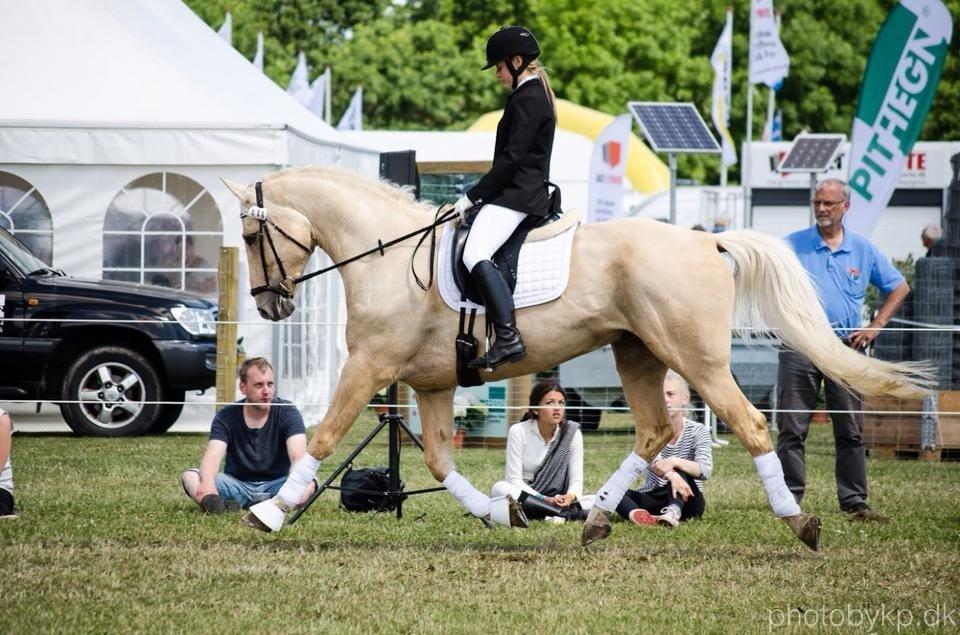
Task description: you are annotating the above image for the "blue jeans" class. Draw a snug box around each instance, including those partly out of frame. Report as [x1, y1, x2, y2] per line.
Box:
[214, 472, 287, 508]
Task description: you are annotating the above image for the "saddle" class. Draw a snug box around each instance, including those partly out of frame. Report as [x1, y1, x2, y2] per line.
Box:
[451, 209, 563, 305]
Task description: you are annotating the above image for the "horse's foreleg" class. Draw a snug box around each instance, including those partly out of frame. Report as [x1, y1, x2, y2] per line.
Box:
[583, 336, 671, 546]
[243, 353, 390, 533]
[689, 368, 821, 551]
[415, 388, 525, 527]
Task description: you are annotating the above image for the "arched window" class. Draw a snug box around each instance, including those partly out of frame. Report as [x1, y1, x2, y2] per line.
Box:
[103, 172, 222, 297]
[0, 171, 54, 264]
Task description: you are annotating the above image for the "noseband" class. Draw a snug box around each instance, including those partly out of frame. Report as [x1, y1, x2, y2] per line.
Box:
[244, 182, 312, 299]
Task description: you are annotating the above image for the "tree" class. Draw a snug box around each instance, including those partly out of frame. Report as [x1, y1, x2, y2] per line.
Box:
[323, 19, 503, 130]
[185, 0, 960, 184]
[183, 0, 391, 87]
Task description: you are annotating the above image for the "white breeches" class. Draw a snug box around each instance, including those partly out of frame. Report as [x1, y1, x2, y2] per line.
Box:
[462, 204, 527, 272]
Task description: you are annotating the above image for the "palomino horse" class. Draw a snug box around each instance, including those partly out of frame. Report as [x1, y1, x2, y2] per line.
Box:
[223, 166, 930, 550]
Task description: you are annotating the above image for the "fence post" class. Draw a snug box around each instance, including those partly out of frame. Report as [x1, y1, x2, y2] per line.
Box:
[508, 374, 533, 427]
[216, 247, 239, 407]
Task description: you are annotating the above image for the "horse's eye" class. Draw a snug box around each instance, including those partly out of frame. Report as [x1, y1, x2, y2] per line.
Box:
[242, 234, 257, 245]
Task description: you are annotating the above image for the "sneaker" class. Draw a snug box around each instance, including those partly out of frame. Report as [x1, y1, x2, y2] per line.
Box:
[200, 494, 227, 514]
[656, 507, 681, 528]
[628, 509, 658, 526]
[844, 503, 892, 523]
[544, 516, 566, 525]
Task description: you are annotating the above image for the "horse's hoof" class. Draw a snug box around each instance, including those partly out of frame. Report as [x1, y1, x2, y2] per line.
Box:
[243, 499, 286, 533]
[782, 513, 822, 551]
[581, 507, 612, 546]
[488, 495, 528, 528]
[507, 495, 529, 529]
[242, 510, 273, 533]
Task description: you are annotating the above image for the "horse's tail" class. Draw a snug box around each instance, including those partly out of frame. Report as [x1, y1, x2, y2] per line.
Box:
[714, 230, 935, 399]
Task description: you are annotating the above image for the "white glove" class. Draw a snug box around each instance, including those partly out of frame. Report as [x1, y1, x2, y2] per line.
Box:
[453, 195, 474, 220]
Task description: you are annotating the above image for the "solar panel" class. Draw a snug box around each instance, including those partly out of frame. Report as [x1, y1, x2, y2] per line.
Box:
[777, 134, 846, 172]
[627, 102, 721, 154]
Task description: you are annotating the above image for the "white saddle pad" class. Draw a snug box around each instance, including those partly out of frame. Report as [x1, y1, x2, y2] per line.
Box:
[437, 219, 579, 313]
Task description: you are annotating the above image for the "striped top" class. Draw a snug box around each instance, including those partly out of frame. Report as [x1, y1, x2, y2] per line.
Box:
[638, 419, 713, 493]
[0, 408, 12, 493]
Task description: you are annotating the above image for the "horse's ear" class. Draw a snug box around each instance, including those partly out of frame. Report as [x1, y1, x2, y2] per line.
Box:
[221, 178, 250, 202]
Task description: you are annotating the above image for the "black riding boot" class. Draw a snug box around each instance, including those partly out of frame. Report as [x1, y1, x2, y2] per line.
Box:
[517, 491, 565, 520]
[467, 260, 526, 370]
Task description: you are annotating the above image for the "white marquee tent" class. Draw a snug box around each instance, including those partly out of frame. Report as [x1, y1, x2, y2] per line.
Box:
[0, 0, 380, 420]
[340, 129, 600, 212]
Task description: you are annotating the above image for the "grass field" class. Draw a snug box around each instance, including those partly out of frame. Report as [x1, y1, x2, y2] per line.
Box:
[2, 417, 959, 633]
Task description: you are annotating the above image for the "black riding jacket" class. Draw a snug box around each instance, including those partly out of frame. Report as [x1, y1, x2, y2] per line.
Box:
[467, 77, 556, 217]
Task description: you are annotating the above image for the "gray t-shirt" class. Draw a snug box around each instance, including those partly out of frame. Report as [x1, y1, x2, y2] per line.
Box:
[0, 408, 13, 493]
[209, 398, 305, 482]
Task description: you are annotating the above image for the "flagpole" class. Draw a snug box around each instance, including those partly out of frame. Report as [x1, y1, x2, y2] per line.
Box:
[324, 67, 332, 125]
[744, 78, 753, 227]
[764, 11, 782, 141]
[720, 7, 733, 188]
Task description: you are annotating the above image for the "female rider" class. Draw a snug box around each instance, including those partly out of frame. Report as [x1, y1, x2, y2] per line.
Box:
[454, 26, 557, 371]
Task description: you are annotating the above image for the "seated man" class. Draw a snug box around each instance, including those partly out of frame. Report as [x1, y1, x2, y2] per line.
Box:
[180, 357, 314, 513]
[0, 407, 15, 518]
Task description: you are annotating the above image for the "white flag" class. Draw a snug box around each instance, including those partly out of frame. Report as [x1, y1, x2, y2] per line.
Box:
[337, 87, 363, 131]
[587, 114, 632, 223]
[749, 0, 789, 87]
[307, 68, 330, 119]
[710, 10, 737, 167]
[287, 51, 312, 106]
[217, 11, 232, 46]
[252, 32, 264, 73]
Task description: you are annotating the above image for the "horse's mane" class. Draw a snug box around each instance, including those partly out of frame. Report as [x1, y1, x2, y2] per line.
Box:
[267, 165, 437, 215]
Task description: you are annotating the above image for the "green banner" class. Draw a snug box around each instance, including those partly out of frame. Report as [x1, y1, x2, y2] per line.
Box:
[846, 0, 952, 236]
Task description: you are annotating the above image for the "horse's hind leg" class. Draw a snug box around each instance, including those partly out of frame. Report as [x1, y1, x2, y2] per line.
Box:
[415, 387, 526, 528]
[582, 336, 674, 546]
[688, 367, 822, 551]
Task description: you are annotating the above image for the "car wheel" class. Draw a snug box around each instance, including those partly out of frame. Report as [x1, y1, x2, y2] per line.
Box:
[147, 390, 185, 434]
[59, 346, 162, 437]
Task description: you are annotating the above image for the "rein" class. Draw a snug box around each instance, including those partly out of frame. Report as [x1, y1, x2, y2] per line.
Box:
[245, 181, 458, 298]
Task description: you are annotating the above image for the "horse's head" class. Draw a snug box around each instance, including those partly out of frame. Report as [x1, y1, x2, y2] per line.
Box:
[222, 178, 315, 321]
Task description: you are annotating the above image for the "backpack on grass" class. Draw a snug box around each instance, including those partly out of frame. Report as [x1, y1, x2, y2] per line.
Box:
[339, 465, 404, 512]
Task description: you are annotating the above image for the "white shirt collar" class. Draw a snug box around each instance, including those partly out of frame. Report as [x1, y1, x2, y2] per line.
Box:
[515, 74, 538, 89]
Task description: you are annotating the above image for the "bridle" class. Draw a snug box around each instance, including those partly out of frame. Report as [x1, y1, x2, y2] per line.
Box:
[244, 182, 313, 298]
[242, 181, 458, 299]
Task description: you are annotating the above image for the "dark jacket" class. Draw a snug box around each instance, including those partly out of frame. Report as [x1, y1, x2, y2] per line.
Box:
[467, 77, 556, 217]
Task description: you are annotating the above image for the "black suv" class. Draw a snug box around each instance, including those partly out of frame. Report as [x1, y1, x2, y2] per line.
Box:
[0, 226, 217, 436]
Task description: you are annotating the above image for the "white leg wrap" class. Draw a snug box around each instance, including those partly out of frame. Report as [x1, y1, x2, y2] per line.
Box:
[595, 452, 648, 513]
[490, 480, 522, 500]
[754, 452, 802, 517]
[443, 470, 490, 518]
[277, 454, 321, 508]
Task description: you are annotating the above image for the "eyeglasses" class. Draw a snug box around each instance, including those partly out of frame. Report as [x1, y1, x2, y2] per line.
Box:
[812, 199, 846, 208]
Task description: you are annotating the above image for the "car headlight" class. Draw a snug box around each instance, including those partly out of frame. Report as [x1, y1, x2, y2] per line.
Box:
[170, 306, 217, 336]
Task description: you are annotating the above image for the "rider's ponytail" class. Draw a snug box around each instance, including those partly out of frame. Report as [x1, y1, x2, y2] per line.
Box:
[527, 60, 557, 119]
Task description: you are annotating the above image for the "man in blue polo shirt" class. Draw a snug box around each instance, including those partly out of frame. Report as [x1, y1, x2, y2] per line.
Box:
[778, 178, 909, 523]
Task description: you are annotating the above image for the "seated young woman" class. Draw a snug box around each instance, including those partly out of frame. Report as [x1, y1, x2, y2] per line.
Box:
[616, 370, 713, 528]
[490, 381, 594, 522]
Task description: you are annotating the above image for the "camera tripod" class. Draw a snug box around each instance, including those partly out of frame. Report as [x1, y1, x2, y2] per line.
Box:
[288, 384, 446, 523]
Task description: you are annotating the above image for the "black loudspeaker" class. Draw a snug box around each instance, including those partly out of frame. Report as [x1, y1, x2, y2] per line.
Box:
[379, 150, 420, 198]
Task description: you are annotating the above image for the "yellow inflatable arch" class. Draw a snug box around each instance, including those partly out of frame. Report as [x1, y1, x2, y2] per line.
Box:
[468, 98, 670, 194]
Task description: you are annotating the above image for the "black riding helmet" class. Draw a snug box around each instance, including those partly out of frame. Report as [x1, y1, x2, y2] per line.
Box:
[482, 26, 541, 89]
